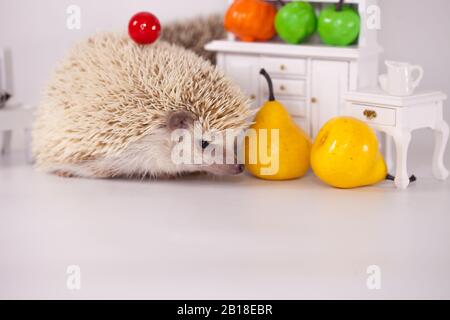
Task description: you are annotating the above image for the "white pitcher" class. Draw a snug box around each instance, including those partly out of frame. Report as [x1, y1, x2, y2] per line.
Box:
[379, 61, 424, 96]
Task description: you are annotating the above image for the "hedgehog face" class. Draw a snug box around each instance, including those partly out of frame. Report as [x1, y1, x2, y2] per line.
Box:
[195, 132, 245, 176]
[167, 111, 245, 176]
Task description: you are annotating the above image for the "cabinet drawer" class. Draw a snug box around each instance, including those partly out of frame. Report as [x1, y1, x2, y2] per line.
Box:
[261, 78, 306, 97]
[261, 57, 306, 76]
[278, 99, 307, 117]
[347, 104, 396, 126]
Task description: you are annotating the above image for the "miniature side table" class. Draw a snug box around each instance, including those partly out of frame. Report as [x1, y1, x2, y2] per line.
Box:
[0, 103, 34, 162]
[344, 89, 449, 189]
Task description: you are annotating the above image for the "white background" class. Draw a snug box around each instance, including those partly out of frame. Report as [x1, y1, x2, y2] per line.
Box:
[1, 0, 450, 300]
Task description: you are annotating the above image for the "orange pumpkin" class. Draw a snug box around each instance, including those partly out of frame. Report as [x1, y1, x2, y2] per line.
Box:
[224, 0, 277, 42]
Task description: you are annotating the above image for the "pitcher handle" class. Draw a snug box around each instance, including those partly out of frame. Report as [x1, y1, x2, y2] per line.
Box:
[411, 65, 424, 89]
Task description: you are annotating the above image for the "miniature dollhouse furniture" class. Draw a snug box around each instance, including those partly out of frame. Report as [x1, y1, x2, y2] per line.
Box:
[206, 0, 381, 138]
[0, 103, 34, 161]
[0, 48, 34, 161]
[344, 89, 449, 189]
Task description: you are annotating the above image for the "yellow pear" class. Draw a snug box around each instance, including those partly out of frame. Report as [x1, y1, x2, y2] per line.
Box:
[311, 116, 387, 188]
[245, 69, 311, 180]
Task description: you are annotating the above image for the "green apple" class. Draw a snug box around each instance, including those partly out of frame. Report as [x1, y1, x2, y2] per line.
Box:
[275, 1, 317, 44]
[318, 0, 360, 46]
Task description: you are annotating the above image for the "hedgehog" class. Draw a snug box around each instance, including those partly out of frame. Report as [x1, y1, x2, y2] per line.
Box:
[32, 31, 251, 178]
[160, 14, 226, 64]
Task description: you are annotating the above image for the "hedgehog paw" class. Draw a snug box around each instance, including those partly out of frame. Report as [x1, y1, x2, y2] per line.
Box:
[91, 169, 116, 179]
[54, 171, 76, 178]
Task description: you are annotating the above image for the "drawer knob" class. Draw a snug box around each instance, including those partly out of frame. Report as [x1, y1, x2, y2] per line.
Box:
[311, 97, 318, 104]
[280, 64, 286, 71]
[250, 94, 256, 100]
[279, 85, 286, 91]
[363, 109, 377, 120]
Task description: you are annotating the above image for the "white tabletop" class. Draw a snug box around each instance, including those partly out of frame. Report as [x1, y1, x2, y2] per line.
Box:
[345, 88, 447, 107]
[2, 152, 450, 299]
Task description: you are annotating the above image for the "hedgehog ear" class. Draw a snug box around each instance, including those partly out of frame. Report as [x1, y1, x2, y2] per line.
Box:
[166, 111, 195, 131]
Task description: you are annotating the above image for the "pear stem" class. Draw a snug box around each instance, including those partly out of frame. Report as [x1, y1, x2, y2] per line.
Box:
[336, 0, 345, 11]
[260, 68, 275, 102]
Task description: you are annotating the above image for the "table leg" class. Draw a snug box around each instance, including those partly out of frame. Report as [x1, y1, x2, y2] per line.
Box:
[1, 130, 12, 155]
[384, 133, 394, 172]
[432, 120, 449, 180]
[24, 128, 34, 164]
[392, 130, 412, 189]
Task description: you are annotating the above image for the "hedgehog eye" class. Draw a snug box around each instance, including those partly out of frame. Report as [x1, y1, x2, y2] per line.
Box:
[201, 140, 210, 149]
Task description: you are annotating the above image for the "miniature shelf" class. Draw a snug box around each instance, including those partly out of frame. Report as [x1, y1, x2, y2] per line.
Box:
[206, 40, 382, 60]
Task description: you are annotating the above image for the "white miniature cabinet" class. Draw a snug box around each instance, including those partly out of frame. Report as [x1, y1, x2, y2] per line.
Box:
[344, 89, 449, 189]
[310, 60, 349, 136]
[206, 0, 381, 137]
[0, 48, 34, 161]
[222, 54, 259, 108]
